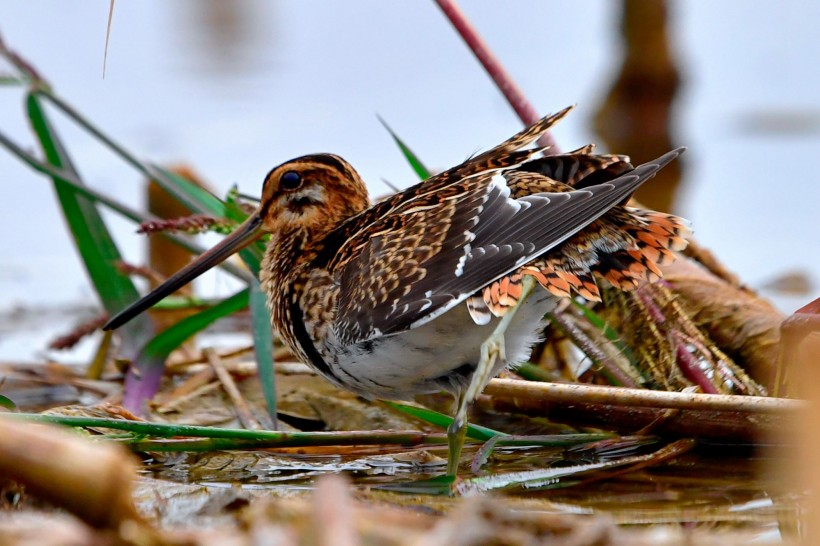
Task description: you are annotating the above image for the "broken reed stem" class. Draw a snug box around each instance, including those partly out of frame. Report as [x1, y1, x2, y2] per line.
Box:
[204, 347, 261, 430]
[484, 378, 800, 414]
[0, 417, 155, 536]
[434, 0, 559, 151]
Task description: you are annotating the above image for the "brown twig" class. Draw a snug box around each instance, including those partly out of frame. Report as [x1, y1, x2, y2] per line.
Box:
[204, 348, 261, 430]
[0, 417, 156, 538]
[152, 366, 216, 407]
[313, 475, 359, 546]
[154, 381, 222, 415]
[578, 438, 696, 487]
[164, 346, 256, 373]
[115, 261, 167, 285]
[49, 314, 109, 350]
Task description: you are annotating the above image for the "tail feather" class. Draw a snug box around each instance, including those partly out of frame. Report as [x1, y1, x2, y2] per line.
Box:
[473, 206, 691, 319]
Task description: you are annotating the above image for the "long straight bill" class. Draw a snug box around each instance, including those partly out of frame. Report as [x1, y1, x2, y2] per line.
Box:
[103, 212, 265, 331]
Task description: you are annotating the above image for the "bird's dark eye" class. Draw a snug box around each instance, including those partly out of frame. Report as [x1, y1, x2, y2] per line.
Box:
[280, 171, 302, 190]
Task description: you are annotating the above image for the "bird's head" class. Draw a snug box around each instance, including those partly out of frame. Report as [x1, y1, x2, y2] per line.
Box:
[103, 154, 369, 331]
[257, 154, 369, 236]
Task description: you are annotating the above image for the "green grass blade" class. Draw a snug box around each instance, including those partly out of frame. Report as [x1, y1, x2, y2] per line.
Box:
[38, 91, 222, 212]
[39, 90, 227, 218]
[514, 362, 557, 382]
[4, 413, 448, 446]
[383, 401, 504, 441]
[250, 278, 276, 427]
[0, 394, 17, 411]
[26, 93, 153, 356]
[123, 288, 250, 410]
[224, 189, 265, 270]
[571, 299, 633, 356]
[0, 129, 251, 282]
[138, 288, 250, 362]
[377, 115, 431, 180]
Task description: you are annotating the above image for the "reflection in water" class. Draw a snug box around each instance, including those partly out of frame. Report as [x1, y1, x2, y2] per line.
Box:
[172, 0, 276, 77]
[594, 0, 682, 214]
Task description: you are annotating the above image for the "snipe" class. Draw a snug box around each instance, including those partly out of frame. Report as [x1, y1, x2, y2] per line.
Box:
[105, 106, 690, 475]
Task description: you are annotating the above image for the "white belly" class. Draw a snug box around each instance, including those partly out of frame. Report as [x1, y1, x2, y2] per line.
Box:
[327, 292, 556, 400]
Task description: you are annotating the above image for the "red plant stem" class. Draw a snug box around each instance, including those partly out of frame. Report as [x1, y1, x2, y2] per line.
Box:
[673, 334, 719, 395]
[635, 285, 667, 324]
[434, 0, 560, 152]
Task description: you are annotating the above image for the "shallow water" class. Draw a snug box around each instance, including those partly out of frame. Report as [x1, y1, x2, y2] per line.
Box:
[137, 442, 798, 538]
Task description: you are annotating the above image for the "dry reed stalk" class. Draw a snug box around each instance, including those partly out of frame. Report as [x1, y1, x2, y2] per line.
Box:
[0, 417, 159, 542]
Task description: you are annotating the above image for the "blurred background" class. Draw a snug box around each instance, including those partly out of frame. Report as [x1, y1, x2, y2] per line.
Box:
[1, 0, 818, 361]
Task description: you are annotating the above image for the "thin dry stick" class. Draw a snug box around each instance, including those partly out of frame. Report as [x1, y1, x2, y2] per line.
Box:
[154, 381, 222, 414]
[434, 0, 559, 151]
[103, 0, 115, 78]
[204, 348, 262, 430]
[153, 366, 216, 406]
[165, 346, 254, 373]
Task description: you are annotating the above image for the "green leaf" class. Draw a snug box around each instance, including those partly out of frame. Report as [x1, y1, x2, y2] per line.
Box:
[26, 93, 153, 356]
[382, 401, 504, 441]
[4, 413, 450, 448]
[124, 287, 251, 410]
[0, 394, 17, 411]
[514, 362, 556, 382]
[37, 90, 226, 217]
[138, 288, 250, 362]
[377, 115, 431, 180]
[250, 278, 277, 427]
[222, 190, 275, 425]
[0, 129, 252, 283]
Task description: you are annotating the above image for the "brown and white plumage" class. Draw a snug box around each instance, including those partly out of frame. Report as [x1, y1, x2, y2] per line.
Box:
[104, 106, 691, 473]
[250, 119, 687, 400]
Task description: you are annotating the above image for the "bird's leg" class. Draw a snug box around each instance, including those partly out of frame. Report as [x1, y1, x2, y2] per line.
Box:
[446, 275, 538, 476]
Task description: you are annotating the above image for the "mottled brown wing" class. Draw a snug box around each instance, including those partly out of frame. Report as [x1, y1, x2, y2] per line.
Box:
[328, 148, 684, 346]
[444, 106, 575, 179]
[516, 150, 633, 190]
[307, 107, 579, 273]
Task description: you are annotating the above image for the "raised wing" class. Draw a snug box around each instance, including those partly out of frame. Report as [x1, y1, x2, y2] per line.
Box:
[325, 148, 684, 346]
